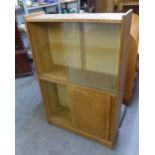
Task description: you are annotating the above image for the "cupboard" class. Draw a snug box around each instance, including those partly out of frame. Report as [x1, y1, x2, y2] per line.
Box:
[25, 10, 132, 148]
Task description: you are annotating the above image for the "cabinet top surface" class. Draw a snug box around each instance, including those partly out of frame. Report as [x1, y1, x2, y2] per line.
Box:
[25, 13, 125, 23]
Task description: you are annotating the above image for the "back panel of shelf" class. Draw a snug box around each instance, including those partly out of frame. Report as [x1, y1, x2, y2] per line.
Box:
[84, 23, 121, 75]
[39, 80, 72, 127]
[47, 22, 82, 69]
[47, 22, 121, 75]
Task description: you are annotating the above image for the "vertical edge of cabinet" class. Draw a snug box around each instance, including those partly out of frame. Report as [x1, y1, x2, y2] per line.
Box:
[123, 13, 139, 104]
[112, 9, 133, 141]
[24, 13, 52, 122]
[80, 23, 86, 69]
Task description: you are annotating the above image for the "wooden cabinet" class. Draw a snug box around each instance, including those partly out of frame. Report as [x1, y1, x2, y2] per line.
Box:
[114, 0, 139, 15]
[87, 0, 114, 13]
[15, 21, 33, 77]
[15, 49, 33, 77]
[25, 11, 132, 148]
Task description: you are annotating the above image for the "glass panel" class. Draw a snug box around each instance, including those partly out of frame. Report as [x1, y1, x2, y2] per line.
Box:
[84, 23, 121, 75]
[47, 23, 82, 69]
[39, 22, 121, 92]
[42, 64, 116, 92]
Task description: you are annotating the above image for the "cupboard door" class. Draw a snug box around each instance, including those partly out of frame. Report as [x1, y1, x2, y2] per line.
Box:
[69, 86, 112, 140]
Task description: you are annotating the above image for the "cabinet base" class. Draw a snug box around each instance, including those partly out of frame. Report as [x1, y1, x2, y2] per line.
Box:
[48, 118, 114, 148]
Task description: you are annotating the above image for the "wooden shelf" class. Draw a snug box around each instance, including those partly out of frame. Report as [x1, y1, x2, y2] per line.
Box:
[26, 13, 124, 23]
[39, 65, 116, 93]
[40, 66, 69, 82]
[25, 11, 133, 148]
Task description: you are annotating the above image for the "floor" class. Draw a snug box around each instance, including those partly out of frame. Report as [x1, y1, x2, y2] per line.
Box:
[15, 74, 139, 155]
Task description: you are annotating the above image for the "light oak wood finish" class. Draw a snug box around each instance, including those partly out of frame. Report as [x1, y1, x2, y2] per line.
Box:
[84, 23, 120, 75]
[111, 10, 132, 141]
[70, 86, 112, 140]
[123, 13, 139, 104]
[57, 84, 70, 108]
[87, 0, 114, 13]
[114, 0, 139, 14]
[47, 23, 82, 69]
[96, 0, 114, 12]
[25, 11, 132, 148]
[26, 13, 124, 23]
[39, 65, 116, 92]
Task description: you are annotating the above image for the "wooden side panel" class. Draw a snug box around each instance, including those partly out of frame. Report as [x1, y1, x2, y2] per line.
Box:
[69, 86, 112, 140]
[84, 23, 121, 76]
[123, 35, 138, 103]
[48, 23, 82, 69]
[112, 10, 132, 140]
[123, 14, 139, 104]
[130, 14, 139, 43]
[25, 15, 53, 121]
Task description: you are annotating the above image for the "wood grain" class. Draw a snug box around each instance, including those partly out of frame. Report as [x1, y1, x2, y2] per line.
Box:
[47, 23, 82, 69]
[69, 86, 112, 140]
[111, 9, 132, 141]
[25, 11, 132, 148]
[39, 65, 116, 93]
[123, 13, 139, 104]
[25, 13, 124, 23]
[26, 23, 52, 74]
[84, 23, 121, 75]
[95, 0, 114, 13]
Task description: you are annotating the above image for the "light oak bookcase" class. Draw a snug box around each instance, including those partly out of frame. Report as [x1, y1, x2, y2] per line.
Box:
[25, 10, 132, 148]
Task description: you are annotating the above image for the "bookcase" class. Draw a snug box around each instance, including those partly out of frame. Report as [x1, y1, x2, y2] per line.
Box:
[25, 10, 132, 148]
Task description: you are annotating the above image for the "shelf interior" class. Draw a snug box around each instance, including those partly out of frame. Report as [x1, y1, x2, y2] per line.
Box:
[40, 80, 72, 127]
[47, 22, 120, 75]
[50, 105, 72, 127]
[28, 22, 121, 92]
